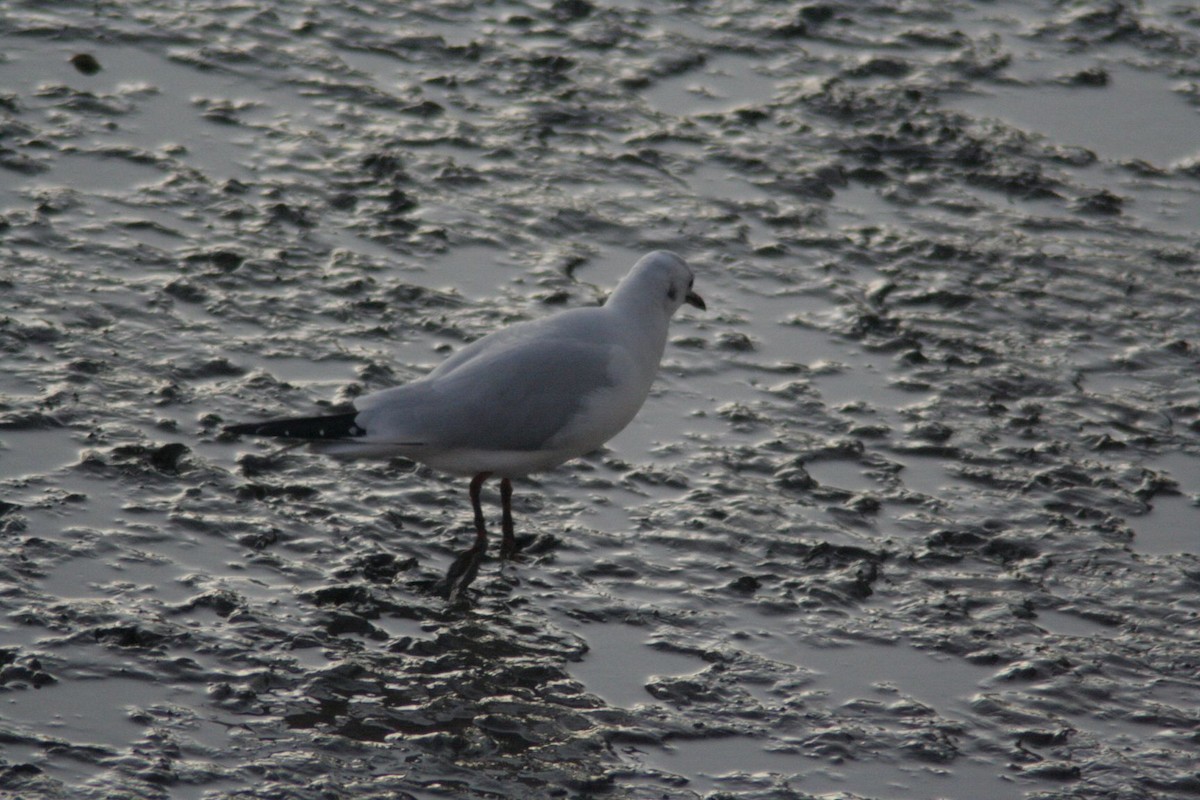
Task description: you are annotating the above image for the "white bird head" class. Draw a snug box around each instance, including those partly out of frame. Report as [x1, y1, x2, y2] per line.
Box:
[609, 250, 706, 317]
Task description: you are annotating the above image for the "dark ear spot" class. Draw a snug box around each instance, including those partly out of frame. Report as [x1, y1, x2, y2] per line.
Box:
[667, 287, 678, 301]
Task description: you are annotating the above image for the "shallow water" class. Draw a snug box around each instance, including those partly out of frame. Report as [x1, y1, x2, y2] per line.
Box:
[2, 1, 1200, 799]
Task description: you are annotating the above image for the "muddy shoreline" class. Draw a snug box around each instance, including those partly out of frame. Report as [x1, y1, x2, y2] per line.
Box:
[2, 2, 1199, 798]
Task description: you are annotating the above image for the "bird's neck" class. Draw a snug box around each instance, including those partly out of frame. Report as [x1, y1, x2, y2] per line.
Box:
[604, 294, 670, 378]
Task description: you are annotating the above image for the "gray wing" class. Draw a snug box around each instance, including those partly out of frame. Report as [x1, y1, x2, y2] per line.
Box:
[354, 333, 619, 452]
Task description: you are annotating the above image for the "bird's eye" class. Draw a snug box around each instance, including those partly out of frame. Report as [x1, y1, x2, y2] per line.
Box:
[667, 288, 678, 301]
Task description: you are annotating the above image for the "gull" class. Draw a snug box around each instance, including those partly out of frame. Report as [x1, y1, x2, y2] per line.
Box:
[225, 250, 705, 600]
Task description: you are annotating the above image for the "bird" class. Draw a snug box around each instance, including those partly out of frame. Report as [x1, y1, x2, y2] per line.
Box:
[225, 250, 706, 600]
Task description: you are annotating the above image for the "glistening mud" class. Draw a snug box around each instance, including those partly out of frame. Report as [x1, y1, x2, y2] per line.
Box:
[2, 2, 1198, 799]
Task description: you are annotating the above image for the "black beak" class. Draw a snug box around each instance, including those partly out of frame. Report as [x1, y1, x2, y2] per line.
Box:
[685, 290, 706, 311]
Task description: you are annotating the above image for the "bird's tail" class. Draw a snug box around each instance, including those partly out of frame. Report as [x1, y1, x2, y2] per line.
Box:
[225, 412, 363, 440]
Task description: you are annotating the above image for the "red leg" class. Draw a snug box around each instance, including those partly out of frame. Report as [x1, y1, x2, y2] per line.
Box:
[440, 472, 492, 601]
[468, 471, 490, 553]
[499, 477, 517, 559]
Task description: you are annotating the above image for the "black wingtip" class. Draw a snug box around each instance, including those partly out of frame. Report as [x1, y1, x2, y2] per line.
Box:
[224, 412, 364, 440]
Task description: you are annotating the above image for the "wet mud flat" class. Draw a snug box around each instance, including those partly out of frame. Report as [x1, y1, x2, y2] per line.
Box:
[1, 1, 1199, 798]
